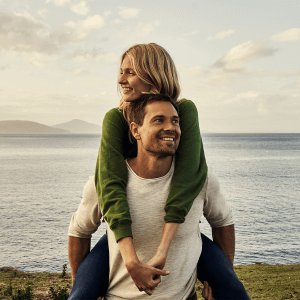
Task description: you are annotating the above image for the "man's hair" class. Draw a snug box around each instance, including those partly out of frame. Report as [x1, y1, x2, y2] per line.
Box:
[125, 94, 178, 126]
[120, 43, 181, 101]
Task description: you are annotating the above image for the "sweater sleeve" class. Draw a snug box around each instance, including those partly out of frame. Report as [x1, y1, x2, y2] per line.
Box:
[95, 108, 136, 242]
[164, 99, 208, 223]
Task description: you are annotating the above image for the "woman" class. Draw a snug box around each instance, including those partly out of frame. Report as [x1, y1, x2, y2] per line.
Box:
[69, 43, 249, 300]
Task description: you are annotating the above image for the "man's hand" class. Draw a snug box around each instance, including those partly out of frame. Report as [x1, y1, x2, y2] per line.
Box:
[202, 281, 215, 300]
[126, 260, 169, 295]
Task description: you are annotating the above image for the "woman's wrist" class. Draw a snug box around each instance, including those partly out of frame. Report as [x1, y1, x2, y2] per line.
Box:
[118, 236, 140, 269]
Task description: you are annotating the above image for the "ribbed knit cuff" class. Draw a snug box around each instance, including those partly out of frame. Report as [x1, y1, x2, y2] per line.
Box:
[113, 223, 133, 242]
[164, 213, 185, 224]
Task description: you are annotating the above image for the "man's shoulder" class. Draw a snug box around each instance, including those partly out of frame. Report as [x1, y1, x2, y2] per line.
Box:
[82, 176, 98, 204]
[197, 168, 220, 197]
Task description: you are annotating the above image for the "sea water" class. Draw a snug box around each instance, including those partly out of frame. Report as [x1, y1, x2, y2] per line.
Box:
[0, 133, 299, 271]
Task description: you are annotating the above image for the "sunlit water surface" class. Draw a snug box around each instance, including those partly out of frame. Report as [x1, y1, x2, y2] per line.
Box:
[0, 133, 299, 271]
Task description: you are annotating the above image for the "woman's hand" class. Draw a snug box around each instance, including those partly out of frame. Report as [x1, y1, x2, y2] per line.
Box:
[118, 237, 169, 295]
[126, 260, 169, 295]
[147, 250, 167, 270]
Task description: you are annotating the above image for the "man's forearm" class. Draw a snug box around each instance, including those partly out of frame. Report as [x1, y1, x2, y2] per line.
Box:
[68, 236, 91, 281]
[212, 224, 235, 265]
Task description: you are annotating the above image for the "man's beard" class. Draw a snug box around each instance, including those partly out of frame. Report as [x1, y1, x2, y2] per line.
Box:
[143, 130, 178, 157]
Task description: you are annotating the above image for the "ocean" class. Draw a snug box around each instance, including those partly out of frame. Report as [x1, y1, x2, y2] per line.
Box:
[0, 133, 299, 272]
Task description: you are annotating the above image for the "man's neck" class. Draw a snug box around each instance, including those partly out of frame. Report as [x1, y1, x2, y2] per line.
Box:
[128, 154, 173, 179]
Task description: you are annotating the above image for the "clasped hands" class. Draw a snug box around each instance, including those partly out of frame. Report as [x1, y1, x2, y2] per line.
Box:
[126, 251, 214, 299]
[125, 251, 168, 296]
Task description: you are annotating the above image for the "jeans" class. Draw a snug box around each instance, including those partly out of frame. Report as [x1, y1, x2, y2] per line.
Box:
[69, 233, 250, 300]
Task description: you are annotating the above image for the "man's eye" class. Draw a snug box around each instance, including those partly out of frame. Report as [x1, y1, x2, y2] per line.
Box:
[173, 119, 179, 124]
[154, 118, 163, 123]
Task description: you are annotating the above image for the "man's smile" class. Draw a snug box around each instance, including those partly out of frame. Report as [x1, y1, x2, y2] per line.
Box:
[161, 137, 175, 141]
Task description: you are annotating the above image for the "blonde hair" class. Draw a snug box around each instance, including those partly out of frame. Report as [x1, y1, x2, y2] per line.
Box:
[120, 43, 181, 101]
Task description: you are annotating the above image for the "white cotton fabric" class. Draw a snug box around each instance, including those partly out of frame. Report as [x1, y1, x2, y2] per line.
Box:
[68, 165, 234, 300]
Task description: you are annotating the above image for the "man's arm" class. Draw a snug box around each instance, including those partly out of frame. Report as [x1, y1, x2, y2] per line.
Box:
[203, 170, 235, 264]
[68, 176, 102, 282]
[212, 224, 235, 265]
[68, 236, 91, 282]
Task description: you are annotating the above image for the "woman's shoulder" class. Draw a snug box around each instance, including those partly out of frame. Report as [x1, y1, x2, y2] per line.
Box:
[102, 107, 127, 129]
[103, 107, 125, 122]
[104, 107, 122, 118]
[177, 98, 198, 113]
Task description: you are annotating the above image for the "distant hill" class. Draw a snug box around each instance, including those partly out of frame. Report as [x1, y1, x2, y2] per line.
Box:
[53, 119, 101, 134]
[0, 120, 69, 134]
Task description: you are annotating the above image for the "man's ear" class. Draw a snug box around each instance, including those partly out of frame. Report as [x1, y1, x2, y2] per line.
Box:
[130, 122, 140, 140]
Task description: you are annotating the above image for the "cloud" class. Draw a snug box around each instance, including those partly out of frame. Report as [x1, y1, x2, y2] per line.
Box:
[70, 48, 117, 62]
[214, 41, 277, 72]
[138, 21, 160, 36]
[63, 15, 104, 40]
[0, 12, 60, 54]
[183, 30, 200, 37]
[272, 28, 300, 42]
[71, 1, 89, 16]
[209, 29, 235, 40]
[0, 64, 9, 71]
[46, 0, 71, 6]
[46, 0, 90, 16]
[118, 7, 139, 19]
[0, 12, 105, 55]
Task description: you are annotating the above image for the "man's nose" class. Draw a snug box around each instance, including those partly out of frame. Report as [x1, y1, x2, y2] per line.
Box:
[164, 122, 176, 132]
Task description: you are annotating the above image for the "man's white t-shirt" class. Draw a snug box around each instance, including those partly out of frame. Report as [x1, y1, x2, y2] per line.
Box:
[69, 163, 233, 300]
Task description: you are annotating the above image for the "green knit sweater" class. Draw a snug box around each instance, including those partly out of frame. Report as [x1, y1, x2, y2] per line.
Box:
[95, 99, 207, 242]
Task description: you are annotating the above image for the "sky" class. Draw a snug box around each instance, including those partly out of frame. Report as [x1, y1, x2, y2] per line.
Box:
[0, 0, 299, 132]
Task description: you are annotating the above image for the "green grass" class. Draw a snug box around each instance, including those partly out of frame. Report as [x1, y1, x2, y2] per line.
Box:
[0, 264, 299, 299]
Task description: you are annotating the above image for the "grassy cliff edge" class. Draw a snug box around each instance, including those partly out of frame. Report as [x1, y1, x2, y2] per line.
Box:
[0, 264, 299, 299]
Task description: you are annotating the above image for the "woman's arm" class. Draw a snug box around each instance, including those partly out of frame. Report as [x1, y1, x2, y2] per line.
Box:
[95, 108, 136, 242]
[149, 100, 207, 268]
[148, 223, 179, 269]
[165, 99, 208, 223]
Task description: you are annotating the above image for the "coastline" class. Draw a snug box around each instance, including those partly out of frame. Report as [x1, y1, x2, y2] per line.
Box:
[0, 264, 299, 299]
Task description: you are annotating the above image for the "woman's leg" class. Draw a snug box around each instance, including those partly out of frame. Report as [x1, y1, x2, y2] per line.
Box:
[197, 233, 250, 300]
[69, 234, 109, 300]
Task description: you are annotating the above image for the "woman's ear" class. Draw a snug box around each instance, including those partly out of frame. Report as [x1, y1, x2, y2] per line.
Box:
[130, 122, 140, 140]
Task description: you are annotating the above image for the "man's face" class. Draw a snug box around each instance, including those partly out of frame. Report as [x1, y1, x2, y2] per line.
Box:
[135, 101, 181, 157]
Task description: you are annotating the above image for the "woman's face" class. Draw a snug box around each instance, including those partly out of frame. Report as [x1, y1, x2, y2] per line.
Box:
[118, 55, 152, 102]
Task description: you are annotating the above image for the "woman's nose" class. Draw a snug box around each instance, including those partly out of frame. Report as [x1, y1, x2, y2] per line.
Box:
[118, 73, 127, 84]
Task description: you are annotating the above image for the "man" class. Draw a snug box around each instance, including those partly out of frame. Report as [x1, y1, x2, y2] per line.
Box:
[68, 95, 248, 299]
